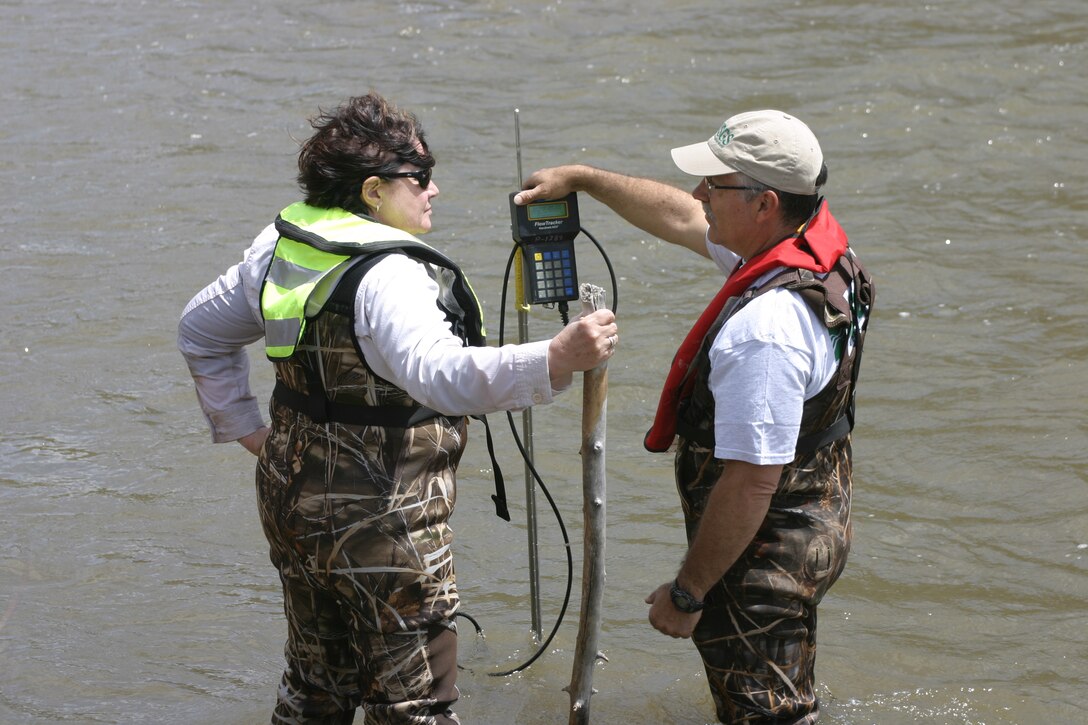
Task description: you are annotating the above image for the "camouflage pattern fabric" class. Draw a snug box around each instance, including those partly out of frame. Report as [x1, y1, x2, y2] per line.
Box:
[675, 433, 852, 723]
[255, 310, 466, 724]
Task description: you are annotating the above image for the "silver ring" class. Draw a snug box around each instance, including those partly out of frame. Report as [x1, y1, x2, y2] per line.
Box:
[607, 335, 617, 352]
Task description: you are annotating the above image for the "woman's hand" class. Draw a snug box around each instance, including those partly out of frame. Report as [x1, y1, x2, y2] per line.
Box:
[238, 426, 270, 456]
[547, 309, 618, 387]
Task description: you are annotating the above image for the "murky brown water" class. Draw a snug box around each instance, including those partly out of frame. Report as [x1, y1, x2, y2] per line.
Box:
[2, 1, 1085, 723]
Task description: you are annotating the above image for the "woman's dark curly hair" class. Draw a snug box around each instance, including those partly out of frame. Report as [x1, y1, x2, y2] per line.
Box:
[296, 93, 435, 215]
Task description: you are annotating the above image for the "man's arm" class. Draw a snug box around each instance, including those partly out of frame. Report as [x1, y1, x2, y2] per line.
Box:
[515, 164, 711, 257]
[646, 459, 781, 638]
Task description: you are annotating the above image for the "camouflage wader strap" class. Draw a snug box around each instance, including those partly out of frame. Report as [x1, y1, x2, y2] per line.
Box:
[774, 254, 873, 456]
[791, 250, 874, 455]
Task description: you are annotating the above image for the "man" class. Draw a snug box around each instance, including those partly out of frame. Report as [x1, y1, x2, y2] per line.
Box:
[178, 93, 618, 724]
[515, 110, 873, 723]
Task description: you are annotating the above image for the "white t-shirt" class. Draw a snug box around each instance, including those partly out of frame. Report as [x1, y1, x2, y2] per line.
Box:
[705, 239, 839, 465]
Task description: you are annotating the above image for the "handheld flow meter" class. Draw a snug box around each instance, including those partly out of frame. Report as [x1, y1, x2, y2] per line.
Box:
[509, 191, 580, 305]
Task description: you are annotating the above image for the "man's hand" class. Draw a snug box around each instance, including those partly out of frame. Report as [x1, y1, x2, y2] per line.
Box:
[645, 582, 702, 638]
[513, 165, 585, 206]
[546, 309, 618, 388]
[516, 164, 711, 256]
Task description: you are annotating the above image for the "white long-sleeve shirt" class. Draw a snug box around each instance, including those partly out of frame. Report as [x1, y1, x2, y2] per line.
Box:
[178, 223, 557, 443]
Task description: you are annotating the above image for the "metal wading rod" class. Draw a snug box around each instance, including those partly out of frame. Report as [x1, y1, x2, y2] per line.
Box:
[567, 283, 609, 724]
[514, 108, 543, 638]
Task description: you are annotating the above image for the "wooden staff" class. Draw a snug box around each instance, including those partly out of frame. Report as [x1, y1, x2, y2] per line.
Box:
[568, 283, 609, 724]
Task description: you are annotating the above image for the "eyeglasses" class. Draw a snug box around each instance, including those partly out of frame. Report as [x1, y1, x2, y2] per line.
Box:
[378, 168, 432, 189]
[704, 177, 762, 193]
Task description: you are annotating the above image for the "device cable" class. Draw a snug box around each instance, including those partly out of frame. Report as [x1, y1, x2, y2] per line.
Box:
[472, 227, 618, 677]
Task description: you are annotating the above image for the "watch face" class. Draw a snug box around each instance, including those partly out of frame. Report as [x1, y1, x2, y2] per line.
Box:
[670, 583, 702, 613]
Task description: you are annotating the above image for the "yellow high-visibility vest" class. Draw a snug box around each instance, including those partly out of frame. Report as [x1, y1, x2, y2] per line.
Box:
[260, 202, 485, 360]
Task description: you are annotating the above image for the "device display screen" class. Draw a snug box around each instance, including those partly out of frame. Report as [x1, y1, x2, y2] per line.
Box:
[527, 202, 568, 221]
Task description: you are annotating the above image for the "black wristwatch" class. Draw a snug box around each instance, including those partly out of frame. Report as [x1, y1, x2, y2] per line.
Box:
[669, 579, 705, 613]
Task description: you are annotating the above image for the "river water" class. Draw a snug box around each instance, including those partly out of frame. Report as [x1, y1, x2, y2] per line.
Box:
[2, 1, 1085, 723]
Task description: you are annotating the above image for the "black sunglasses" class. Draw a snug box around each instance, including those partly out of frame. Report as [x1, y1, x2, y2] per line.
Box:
[378, 168, 432, 190]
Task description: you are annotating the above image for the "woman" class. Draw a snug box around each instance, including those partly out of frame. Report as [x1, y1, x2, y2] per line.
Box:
[178, 92, 617, 724]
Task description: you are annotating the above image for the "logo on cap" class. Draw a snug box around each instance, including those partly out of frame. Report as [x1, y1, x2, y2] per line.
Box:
[714, 123, 735, 147]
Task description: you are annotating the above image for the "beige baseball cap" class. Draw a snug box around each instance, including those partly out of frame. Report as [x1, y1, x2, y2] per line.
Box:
[670, 110, 823, 195]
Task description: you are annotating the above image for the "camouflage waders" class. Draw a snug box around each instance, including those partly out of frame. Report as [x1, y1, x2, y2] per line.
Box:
[675, 434, 852, 724]
[256, 309, 468, 724]
[674, 251, 873, 723]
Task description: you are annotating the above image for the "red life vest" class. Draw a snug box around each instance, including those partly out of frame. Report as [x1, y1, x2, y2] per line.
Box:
[643, 201, 850, 452]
